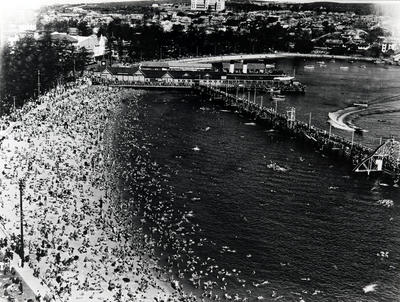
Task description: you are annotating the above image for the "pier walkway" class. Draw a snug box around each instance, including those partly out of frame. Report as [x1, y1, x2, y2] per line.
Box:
[195, 84, 400, 177]
[104, 80, 399, 177]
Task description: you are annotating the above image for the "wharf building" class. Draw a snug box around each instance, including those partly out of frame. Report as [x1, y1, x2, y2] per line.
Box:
[88, 62, 299, 91]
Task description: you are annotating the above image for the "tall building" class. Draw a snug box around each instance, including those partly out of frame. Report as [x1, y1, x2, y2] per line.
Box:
[191, 0, 225, 11]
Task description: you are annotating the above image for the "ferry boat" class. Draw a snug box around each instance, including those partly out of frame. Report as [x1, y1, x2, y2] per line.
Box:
[304, 65, 315, 70]
[340, 66, 349, 71]
[273, 77, 306, 95]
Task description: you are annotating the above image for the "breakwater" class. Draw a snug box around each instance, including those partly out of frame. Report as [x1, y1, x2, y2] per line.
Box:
[195, 85, 384, 174]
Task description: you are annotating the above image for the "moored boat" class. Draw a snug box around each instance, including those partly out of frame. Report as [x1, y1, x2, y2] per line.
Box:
[280, 82, 306, 94]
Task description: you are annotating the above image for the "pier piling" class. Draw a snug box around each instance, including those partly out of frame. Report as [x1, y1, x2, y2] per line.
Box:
[195, 84, 390, 175]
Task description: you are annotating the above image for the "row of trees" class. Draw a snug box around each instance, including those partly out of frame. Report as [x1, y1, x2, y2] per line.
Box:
[37, 19, 93, 36]
[0, 33, 90, 113]
[98, 21, 296, 63]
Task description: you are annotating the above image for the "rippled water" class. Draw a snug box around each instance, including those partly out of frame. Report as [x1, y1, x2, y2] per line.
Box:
[114, 59, 400, 301]
[272, 58, 400, 148]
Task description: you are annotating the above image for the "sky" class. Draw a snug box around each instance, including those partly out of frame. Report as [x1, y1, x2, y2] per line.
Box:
[2, 0, 400, 11]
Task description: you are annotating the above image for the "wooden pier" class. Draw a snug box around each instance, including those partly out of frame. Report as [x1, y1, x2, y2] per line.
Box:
[194, 84, 400, 176]
[107, 81, 399, 178]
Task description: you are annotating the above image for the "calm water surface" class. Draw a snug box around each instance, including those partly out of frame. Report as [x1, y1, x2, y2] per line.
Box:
[114, 59, 400, 301]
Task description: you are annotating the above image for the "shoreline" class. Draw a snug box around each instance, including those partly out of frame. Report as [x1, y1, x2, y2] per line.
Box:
[164, 52, 381, 64]
[0, 83, 188, 301]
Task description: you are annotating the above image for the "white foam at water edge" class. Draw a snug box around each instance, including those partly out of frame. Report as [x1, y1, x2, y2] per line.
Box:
[363, 283, 378, 293]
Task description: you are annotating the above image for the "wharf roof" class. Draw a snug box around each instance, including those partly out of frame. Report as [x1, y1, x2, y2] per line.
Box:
[169, 70, 225, 80]
[140, 69, 169, 79]
[92, 65, 226, 80]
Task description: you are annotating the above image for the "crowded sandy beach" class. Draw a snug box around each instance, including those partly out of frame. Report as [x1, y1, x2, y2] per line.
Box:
[0, 82, 196, 301]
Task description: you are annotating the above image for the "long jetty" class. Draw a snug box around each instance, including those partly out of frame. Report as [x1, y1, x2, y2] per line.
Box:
[102, 80, 399, 177]
[195, 84, 374, 169]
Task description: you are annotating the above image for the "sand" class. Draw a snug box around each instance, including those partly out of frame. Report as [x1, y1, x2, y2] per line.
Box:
[0, 83, 188, 302]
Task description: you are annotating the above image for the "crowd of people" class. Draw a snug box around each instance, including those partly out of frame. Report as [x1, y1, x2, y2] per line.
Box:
[0, 77, 266, 302]
[0, 81, 196, 301]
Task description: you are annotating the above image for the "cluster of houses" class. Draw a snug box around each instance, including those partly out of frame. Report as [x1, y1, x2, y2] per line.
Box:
[29, 1, 400, 63]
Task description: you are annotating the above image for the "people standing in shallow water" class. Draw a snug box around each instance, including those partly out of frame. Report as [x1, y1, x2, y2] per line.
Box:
[0, 81, 255, 302]
[112, 93, 256, 302]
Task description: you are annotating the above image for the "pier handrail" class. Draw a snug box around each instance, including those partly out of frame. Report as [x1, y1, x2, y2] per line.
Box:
[198, 84, 391, 174]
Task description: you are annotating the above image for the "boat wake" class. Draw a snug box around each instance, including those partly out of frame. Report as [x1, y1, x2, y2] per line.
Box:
[328, 108, 363, 131]
[329, 94, 400, 132]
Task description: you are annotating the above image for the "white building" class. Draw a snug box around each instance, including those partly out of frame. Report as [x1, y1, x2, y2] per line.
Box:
[66, 34, 107, 58]
[381, 39, 397, 53]
[191, 0, 225, 11]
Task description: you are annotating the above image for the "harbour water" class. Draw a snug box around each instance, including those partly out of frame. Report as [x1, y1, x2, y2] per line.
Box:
[113, 59, 400, 301]
[272, 58, 400, 147]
